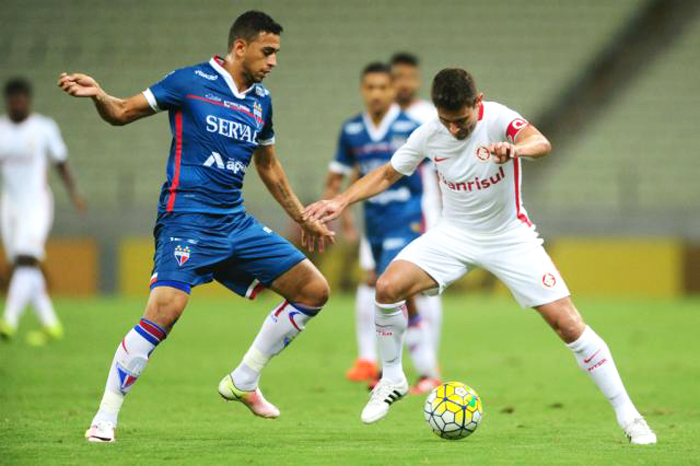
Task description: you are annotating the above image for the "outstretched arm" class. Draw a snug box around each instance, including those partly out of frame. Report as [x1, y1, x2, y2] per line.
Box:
[304, 163, 404, 224]
[254, 145, 335, 252]
[57, 73, 154, 126]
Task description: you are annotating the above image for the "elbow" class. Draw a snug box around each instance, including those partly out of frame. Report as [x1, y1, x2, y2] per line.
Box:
[108, 118, 127, 127]
[541, 138, 552, 157]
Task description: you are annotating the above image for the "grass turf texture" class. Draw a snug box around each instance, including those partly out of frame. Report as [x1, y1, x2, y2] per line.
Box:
[1, 293, 698, 465]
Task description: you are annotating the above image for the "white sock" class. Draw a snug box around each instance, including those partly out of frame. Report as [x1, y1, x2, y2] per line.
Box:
[405, 314, 439, 379]
[415, 294, 442, 356]
[2, 266, 35, 328]
[28, 269, 60, 328]
[567, 326, 641, 427]
[232, 300, 320, 391]
[375, 301, 408, 384]
[92, 318, 167, 426]
[355, 284, 377, 362]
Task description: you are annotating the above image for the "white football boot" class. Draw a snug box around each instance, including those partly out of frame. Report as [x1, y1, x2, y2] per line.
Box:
[218, 374, 280, 419]
[624, 417, 657, 444]
[85, 420, 116, 443]
[361, 377, 409, 424]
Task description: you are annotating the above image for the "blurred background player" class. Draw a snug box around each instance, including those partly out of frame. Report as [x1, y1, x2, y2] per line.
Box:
[390, 52, 443, 368]
[322, 63, 440, 393]
[0, 77, 86, 345]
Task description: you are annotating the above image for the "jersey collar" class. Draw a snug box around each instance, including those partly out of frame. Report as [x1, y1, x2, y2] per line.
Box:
[209, 56, 256, 99]
[363, 104, 401, 142]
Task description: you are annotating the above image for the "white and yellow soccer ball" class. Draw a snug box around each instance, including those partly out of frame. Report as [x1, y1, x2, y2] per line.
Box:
[424, 381, 483, 440]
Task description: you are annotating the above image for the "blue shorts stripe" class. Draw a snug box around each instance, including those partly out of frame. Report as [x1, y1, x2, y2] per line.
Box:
[134, 325, 160, 346]
[151, 280, 192, 294]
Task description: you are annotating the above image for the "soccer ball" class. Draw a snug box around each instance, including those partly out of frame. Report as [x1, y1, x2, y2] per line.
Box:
[424, 381, 483, 440]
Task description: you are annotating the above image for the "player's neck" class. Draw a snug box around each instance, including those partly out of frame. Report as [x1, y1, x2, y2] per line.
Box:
[222, 55, 254, 94]
[368, 107, 390, 127]
[9, 112, 30, 124]
[397, 96, 417, 112]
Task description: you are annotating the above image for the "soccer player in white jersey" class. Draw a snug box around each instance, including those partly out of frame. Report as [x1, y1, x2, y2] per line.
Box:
[390, 52, 443, 374]
[305, 68, 656, 444]
[0, 78, 86, 345]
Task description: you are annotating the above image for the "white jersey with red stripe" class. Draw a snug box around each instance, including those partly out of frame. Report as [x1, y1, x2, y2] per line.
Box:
[390, 101, 532, 235]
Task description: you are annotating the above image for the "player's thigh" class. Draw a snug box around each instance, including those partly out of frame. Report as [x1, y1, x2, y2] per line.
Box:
[269, 259, 329, 307]
[150, 214, 228, 291]
[143, 285, 190, 331]
[375, 259, 440, 304]
[216, 215, 325, 306]
[14, 197, 52, 260]
[482, 241, 570, 309]
[0, 195, 17, 259]
[385, 227, 468, 300]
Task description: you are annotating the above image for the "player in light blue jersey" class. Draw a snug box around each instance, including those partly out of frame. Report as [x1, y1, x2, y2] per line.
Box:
[59, 11, 334, 443]
[322, 63, 440, 393]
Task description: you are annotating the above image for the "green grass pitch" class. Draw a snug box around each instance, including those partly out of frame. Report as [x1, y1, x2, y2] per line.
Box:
[1, 292, 699, 465]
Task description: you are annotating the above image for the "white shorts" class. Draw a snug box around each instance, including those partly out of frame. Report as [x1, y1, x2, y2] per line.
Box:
[1, 190, 53, 261]
[394, 221, 570, 308]
[359, 235, 375, 271]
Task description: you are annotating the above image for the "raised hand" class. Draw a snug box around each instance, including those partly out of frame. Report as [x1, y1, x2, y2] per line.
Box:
[57, 72, 103, 98]
[488, 141, 517, 164]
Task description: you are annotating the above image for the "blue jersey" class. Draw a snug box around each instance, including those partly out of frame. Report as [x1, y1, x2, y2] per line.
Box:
[143, 56, 275, 215]
[331, 105, 423, 243]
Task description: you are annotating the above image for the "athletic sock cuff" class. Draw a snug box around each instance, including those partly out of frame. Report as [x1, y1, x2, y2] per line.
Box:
[566, 325, 595, 352]
[288, 301, 323, 316]
[134, 318, 168, 345]
[375, 300, 406, 310]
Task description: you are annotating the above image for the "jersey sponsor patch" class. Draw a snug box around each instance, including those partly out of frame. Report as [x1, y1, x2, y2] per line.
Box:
[344, 122, 364, 135]
[195, 69, 218, 81]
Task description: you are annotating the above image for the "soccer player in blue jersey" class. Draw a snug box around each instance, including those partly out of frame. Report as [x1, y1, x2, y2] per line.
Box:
[322, 63, 440, 393]
[58, 11, 334, 443]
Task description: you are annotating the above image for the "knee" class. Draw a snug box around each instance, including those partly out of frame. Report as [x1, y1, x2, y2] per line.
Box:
[552, 306, 585, 343]
[375, 274, 407, 304]
[296, 275, 330, 308]
[145, 288, 188, 329]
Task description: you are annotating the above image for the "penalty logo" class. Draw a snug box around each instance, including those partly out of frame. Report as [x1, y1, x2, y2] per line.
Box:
[174, 245, 191, 266]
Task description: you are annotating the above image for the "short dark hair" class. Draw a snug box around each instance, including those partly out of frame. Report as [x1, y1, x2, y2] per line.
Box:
[4, 77, 32, 98]
[228, 10, 283, 49]
[431, 68, 477, 110]
[361, 62, 391, 79]
[390, 52, 419, 68]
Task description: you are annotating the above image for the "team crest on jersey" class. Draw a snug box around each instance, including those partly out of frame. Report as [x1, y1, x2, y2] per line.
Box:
[252, 102, 263, 121]
[542, 273, 557, 288]
[174, 245, 191, 266]
[476, 146, 491, 162]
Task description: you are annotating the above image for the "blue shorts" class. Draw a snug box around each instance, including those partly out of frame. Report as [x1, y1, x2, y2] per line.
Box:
[149, 212, 307, 297]
[369, 228, 421, 276]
